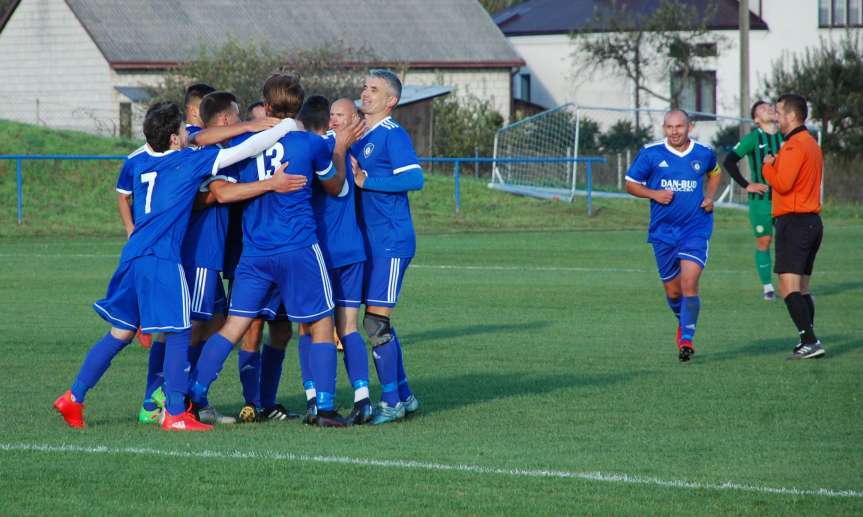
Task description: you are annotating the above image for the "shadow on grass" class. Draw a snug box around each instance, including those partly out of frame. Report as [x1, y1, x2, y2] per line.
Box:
[813, 281, 863, 297]
[400, 321, 551, 344]
[698, 333, 860, 364]
[403, 370, 645, 416]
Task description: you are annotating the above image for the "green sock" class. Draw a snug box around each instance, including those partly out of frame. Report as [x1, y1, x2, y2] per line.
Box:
[755, 249, 772, 286]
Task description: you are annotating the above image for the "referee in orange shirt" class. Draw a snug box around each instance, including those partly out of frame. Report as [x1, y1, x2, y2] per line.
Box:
[762, 94, 824, 359]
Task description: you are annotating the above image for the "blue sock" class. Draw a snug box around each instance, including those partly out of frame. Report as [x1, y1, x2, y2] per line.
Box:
[70, 332, 131, 403]
[238, 349, 261, 408]
[372, 338, 400, 407]
[298, 334, 315, 401]
[341, 332, 369, 402]
[392, 330, 413, 401]
[188, 341, 204, 370]
[260, 345, 285, 409]
[189, 333, 234, 407]
[666, 297, 682, 321]
[310, 342, 338, 411]
[680, 295, 701, 342]
[163, 330, 192, 416]
[142, 340, 166, 411]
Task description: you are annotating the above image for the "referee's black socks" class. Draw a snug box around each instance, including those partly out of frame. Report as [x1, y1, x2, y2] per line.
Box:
[803, 293, 815, 324]
[784, 291, 818, 345]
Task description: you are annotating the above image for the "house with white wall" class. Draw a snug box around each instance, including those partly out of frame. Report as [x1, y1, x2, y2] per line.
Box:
[0, 0, 522, 138]
[495, 0, 862, 139]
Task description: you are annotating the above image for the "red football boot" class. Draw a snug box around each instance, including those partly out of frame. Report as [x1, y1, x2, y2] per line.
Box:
[53, 390, 86, 428]
[161, 411, 213, 432]
[676, 325, 683, 347]
[677, 339, 695, 362]
[136, 328, 152, 349]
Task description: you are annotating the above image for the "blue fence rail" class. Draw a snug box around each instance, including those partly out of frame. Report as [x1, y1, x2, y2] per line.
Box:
[2, 154, 606, 224]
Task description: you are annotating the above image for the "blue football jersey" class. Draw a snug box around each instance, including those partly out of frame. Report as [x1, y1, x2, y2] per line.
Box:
[119, 145, 221, 264]
[350, 117, 421, 258]
[115, 145, 148, 196]
[310, 131, 366, 268]
[234, 131, 334, 256]
[186, 124, 202, 137]
[626, 139, 719, 244]
[180, 144, 241, 271]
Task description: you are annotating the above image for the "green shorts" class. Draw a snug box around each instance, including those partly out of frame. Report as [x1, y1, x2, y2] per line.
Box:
[748, 200, 773, 237]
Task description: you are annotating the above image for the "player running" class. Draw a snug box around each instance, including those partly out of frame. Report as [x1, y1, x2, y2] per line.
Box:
[296, 96, 373, 425]
[188, 74, 363, 427]
[722, 100, 783, 300]
[53, 101, 301, 430]
[350, 70, 424, 424]
[625, 109, 721, 362]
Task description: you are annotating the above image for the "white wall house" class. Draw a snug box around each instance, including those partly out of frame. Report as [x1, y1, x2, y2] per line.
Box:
[496, 0, 863, 140]
[0, 0, 522, 138]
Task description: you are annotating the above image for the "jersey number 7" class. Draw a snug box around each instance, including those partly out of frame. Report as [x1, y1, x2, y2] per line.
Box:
[141, 171, 158, 214]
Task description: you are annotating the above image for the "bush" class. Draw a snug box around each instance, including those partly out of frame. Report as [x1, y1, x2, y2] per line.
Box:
[148, 39, 374, 111]
[599, 120, 653, 153]
[432, 94, 504, 158]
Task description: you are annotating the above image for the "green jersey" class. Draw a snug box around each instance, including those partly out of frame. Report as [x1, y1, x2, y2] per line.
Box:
[731, 128, 783, 201]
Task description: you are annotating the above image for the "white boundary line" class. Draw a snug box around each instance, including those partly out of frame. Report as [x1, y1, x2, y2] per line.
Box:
[1, 442, 860, 498]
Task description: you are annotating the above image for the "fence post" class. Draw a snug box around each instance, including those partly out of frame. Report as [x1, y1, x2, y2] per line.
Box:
[474, 147, 479, 179]
[586, 161, 593, 217]
[616, 152, 622, 190]
[16, 159, 23, 224]
[453, 160, 461, 214]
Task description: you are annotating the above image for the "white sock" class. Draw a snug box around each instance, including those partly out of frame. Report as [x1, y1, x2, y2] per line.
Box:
[764, 283, 774, 293]
[305, 388, 316, 401]
[354, 386, 370, 403]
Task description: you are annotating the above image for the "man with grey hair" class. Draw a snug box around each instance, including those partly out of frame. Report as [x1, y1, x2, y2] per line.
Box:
[349, 69, 424, 424]
[625, 109, 722, 362]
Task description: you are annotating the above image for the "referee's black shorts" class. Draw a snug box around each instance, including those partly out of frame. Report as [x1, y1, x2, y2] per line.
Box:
[774, 213, 823, 275]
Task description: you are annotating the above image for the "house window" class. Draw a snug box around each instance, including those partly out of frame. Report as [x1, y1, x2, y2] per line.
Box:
[820, 0, 863, 26]
[694, 43, 718, 57]
[519, 74, 531, 102]
[671, 71, 716, 116]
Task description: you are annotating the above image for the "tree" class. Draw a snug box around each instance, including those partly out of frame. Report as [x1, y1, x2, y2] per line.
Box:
[570, 0, 724, 129]
[599, 120, 653, 153]
[762, 33, 863, 157]
[432, 94, 504, 158]
[478, 0, 521, 14]
[148, 39, 374, 112]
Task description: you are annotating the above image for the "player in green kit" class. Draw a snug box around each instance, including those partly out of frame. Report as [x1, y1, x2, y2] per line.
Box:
[722, 100, 783, 300]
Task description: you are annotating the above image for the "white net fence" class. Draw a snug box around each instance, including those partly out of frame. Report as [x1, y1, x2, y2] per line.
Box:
[491, 104, 749, 206]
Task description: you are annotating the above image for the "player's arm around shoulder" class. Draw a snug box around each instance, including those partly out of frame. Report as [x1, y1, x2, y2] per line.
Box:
[320, 116, 366, 196]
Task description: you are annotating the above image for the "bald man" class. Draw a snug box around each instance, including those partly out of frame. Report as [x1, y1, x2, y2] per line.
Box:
[625, 109, 722, 362]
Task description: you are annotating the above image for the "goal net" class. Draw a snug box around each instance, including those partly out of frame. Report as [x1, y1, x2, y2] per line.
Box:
[491, 104, 749, 207]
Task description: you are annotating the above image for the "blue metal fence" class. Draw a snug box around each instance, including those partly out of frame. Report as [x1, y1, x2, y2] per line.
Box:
[2, 154, 606, 225]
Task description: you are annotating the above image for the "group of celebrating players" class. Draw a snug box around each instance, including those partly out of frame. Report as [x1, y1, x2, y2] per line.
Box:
[54, 70, 424, 431]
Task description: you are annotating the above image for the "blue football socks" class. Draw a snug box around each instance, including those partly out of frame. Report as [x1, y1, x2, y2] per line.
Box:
[667, 296, 682, 321]
[163, 329, 192, 416]
[260, 345, 285, 409]
[372, 338, 400, 407]
[238, 349, 261, 408]
[142, 339, 166, 411]
[392, 329, 413, 402]
[70, 332, 131, 403]
[341, 332, 369, 402]
[298, 334, 315, 402]
[310, 342, 338, 411]
[189, 332, 234, 407]
[680, 296, 701, 342]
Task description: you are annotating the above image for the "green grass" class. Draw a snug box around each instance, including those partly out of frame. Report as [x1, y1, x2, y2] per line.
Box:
[1, 222, 862, 515]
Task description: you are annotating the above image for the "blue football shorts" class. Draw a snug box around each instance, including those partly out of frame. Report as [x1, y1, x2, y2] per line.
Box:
[330, 261, 364, 308]
[651, 237, 710, 282]
[229, 243, 334, 323]
[93, 255, 191, 334]
[184, 266, 227, 321]
[363, 256, 412, 308]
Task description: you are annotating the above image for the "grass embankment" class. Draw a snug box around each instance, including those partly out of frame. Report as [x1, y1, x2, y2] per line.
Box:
[1, 119, 861, 238]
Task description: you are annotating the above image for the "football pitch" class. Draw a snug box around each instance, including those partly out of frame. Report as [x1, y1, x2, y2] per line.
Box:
[1, 225, 861, 515]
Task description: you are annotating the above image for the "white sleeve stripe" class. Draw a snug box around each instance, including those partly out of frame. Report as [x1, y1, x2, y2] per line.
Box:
[315, 162, 334, 177]
[199, 175, 237, 192]
[624, 176, 646, 185]
[211, 150, 223, 177]
[393, 164, 421, 175]
[116, 188, 132, 195]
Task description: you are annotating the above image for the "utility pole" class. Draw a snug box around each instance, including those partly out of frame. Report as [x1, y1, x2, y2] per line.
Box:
[739, 0, 750, 138]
